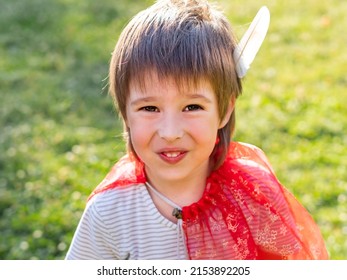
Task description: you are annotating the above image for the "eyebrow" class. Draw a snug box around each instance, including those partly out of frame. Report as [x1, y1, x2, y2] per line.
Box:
[129, 93, 213, 107]
[186, 94, 213, 103]
[129, 96, 158, 107]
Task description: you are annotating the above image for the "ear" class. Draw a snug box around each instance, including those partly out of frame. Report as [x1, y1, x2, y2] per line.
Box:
[219, 96, 235, 129]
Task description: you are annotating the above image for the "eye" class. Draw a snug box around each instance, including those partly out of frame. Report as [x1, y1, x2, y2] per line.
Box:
[184, 104, 203, 111]
[140, 106, 159, 112]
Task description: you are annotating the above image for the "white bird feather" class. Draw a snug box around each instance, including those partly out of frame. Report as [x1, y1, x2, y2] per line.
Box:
[233, 6, 270, 78]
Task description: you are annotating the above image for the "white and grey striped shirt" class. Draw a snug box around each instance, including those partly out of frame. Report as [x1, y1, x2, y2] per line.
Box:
[65, 183, 187, 260]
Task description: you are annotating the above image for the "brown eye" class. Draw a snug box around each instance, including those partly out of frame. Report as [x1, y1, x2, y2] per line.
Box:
[140, 106, 159, 112]
[184, 104, 203, 111]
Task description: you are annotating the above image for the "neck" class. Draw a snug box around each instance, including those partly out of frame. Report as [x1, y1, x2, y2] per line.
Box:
[145, 167, 208, 207]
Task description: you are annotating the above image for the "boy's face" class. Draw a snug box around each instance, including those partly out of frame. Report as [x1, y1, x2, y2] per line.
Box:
[125, 74, 231, 188]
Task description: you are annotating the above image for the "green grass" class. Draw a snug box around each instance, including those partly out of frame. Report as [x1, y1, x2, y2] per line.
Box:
[1, 0, 346, 259]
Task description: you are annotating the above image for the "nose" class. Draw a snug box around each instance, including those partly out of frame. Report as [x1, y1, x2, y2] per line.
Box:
[158, 112, 184, 142]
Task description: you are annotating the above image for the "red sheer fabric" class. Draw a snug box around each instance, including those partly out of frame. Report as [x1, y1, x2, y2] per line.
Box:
[89, 142, 328, 260]
[89, 154, 146, 198]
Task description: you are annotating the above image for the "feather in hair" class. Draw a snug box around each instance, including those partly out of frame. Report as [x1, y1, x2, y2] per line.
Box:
[233, 6, 270, 78]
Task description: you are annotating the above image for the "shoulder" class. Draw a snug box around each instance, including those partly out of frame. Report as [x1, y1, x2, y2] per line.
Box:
[217, 142, 282, 198]
[88, 183, 148, 219]
[82, 183, 151, 239]
[229, 141, 266, 158]
[66, 183, 149, 260]
[227, 141, 275, 174]
[89, 154, 146, 200]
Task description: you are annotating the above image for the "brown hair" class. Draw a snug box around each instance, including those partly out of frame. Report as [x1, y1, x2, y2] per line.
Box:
[109, 0, 242, 169]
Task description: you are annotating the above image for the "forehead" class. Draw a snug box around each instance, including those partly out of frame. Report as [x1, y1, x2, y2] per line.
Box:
[128, 70, 214, 96]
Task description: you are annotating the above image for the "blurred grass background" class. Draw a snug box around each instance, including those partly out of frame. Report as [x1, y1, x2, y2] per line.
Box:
[0, 0, 346, 259]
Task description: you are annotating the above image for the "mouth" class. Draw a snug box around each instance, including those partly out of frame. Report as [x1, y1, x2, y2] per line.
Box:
[162, 151, 183, 158]
[158, 150, 187, 164]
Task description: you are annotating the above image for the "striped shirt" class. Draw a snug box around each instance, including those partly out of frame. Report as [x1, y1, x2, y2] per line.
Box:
[65, 183, 187, 260]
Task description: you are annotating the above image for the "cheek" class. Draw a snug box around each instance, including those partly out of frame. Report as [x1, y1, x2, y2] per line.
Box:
[127, 120, 152, 151]
[189, 118, 219, 144]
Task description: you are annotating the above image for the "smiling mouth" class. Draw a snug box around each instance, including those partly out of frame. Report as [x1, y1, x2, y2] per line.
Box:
[159, 151, 187, 163]
[162, 152, 182, 158]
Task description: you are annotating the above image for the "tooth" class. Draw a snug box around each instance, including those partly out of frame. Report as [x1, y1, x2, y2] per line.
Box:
[165, 152, 180, 158]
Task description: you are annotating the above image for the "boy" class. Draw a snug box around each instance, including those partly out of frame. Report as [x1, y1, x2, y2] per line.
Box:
[66, 0, 328, 259]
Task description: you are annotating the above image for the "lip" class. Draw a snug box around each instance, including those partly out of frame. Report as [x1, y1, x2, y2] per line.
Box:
[157, 149, 188, 164]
